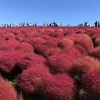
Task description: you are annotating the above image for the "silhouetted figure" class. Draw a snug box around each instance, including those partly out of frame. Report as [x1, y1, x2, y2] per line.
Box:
[94, 21, 98, 27]
[84, 22, 89, 27]
[53, 21, 58, 26]
[27, 23, 29, 26]
[98, 21, 100, 27]
[78, 23, 83, 26]
[34, 23, 37, 26]
[49, 23, 52, 26]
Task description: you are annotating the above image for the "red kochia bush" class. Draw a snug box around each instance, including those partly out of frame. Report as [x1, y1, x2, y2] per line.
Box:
[25, 37, 45, 48]
[68, 56, 100, 78]
[44, 47, 62, 58]
[14, 31, 25, 42]
[45, 74, 78, 100]
[75, 34, 94, 52]
[25, 37, 48, 55]
[43, 38, 58, 47]
[58, 38, 74, 49]
[0, 39, 19, 51]
[17, 53, 47, 71]
[82, 67, 100, 100]
[91, 32, 100, 40]
[6, 39, 19, 50]
[34, 44, 49, 56]
[55, 28, 65, 37]
[63, 46, 82, 58]
[67, 34, 80, 43]
[0, 51, 24, 73]
[17, 65, 50, 94]
[89, 47, 100, 59]
[47, 52, 81, 74]
[74, 44, 88, 56]
[4, 32, 16, 40]
[94, 37, 100, 47]
[15, 42, 34, 53]
[0, 76, 17, 100]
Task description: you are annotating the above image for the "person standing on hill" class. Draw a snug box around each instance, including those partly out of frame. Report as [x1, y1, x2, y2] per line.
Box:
[94, 21, 98, 27]
[98, 21, 100, 27]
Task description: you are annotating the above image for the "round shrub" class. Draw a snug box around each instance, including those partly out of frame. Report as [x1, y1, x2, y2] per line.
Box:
[67, 34, 80, 43]
[44, 47, 62, 58]
[94, 37, 100, 47]
[63, 46, 82, 58]
[45, 74, 78, 100]
[63, 29, 75, 37]
[68, 56, 100, 78]
[74, 44, 88, 56]
[34, 44, 49, 56]
[58, 38, 74, 49]
[91, 32, 100, 40]
[14, 32, 25, 42]
[6, 39, 19, 50]
[75, 34, 94, 52]
[55, 28, 65, 37]
[48, 32, 58, 38]
[0, 76, 17, 100]
[75, 29, 86, 34]
[89, 47, 100, 59]
[82, 67, 100, 100]
[4, 32, 16, 40]
[43, 38, 58, 47]
[26, 37, 45, 48]
[17, 53, 47, 72]
[0, 39, 19, 51]
[17, 64, 50, 94]
[0, 51, 24, 74]
[47, 52, 80, 74]
[15, 42, 34, 53]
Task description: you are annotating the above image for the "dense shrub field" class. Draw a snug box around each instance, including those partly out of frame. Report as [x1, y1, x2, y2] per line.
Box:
[0, 26, 100, 100]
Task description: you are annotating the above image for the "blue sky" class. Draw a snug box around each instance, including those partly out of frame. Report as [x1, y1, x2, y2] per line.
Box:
[0, 0, 99, 26]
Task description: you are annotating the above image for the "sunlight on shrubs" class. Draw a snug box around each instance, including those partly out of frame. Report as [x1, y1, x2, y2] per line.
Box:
[0, 26, 100, 100]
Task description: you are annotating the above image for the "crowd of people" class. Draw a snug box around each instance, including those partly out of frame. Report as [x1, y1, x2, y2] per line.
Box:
[0, 21, 100, 27]
[78, 21, 100, 27]
[0, 22, 37, 27]
[43, 22, 62, 26]
[94, 21, 100, 27]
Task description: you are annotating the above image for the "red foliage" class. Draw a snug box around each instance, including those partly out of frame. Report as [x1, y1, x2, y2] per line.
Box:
[43, 38, 58, 47]
[17, 53, 47, 71]
[82, 67, 100, 100]
[94, 37, 100, 47]
[0, 26, 100, 100]
[25, 37, 45, 48]
[91, 32, 100, 40]
[0, 76, 17, 100]
[14, 30, 25, 42]
[75, 34, 94, 52]
[68, 56, 100, 78]
[67, 34, 80, 43]
[15, 42, 34, 53]
[74, 44, 88, 56]
[63, 46, 82, 58]
[0, 39, 19, 51]
[45, 74, 78, 100]
[0, 51, 24, 73]
[57, 38, 74, 49]
[44, 47, 62, 58]
[34, 44, 49, 55]
[89, 47, 100, 59]
[47, 52, 80, 74]
[17, 65, 50, 94]
[25, 37, 48, 55]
